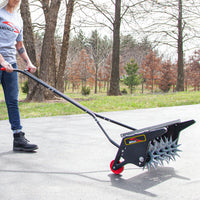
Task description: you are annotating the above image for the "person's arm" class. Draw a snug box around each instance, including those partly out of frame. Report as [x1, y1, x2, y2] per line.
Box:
[16, 41, 36, 73]
[0, 54, 13, 73]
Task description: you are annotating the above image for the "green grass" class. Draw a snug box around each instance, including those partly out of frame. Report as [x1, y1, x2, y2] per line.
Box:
[1, 86, 200, 120]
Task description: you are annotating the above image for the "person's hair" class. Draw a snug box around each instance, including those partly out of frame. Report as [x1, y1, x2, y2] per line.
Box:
[0, 0, 8, 9]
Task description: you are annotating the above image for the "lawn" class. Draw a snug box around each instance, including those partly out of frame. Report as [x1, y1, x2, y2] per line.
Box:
[1, 85, 200, 120]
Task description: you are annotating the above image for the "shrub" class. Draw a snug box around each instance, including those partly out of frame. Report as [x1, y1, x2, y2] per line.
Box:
[21, 81, 29, 94]
[81, 86, 90, 96]
[121, 88, 128, 95]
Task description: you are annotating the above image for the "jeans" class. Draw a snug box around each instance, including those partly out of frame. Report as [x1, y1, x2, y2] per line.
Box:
[0, 63, 22, 131]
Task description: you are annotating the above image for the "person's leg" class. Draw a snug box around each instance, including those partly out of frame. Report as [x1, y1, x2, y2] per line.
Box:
[1, 63, 38, 151]
[0, 66, 2, 86]
[1, 63, 22, 131]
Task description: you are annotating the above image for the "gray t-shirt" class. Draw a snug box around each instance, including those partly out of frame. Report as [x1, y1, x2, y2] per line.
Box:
[0, 8, 23, 64]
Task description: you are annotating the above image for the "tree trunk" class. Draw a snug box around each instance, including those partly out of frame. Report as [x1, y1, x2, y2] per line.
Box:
[56, 0, 75, 93]
[38, 0, 61, 100]
[176, 0, 184, 91]
[49, 38, 57, 88]
[151, 78, 154, 93]
[95, 63, 98, 94]
[108, 0, 121, 96]
[20, 0, 38, 101]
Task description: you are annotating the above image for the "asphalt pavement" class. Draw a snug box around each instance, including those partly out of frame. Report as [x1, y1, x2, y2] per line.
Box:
[0, 104, 200, 200]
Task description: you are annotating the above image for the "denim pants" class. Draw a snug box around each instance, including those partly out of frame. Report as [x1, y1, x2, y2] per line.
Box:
[0, 63, 22, 131]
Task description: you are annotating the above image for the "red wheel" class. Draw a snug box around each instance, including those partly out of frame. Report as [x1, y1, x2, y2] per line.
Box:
[110, 160, 124, 174]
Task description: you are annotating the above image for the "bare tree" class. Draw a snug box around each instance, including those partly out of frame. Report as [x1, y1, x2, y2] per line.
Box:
[20, 0, 75, 101]
[135, 0, 200, 91]
[88, 30, 111, 94]
[107, 0, 121, 95]
[76, 0, 145, 95]
[187, 50, 200, 91]
[120, 35, 152, 68]
[57, 0, 75, 93]
[20, 0, 38, 101]
[140, 50, 162, 93]
[38, 0, 61, 100]
[177, 0, 184, 91]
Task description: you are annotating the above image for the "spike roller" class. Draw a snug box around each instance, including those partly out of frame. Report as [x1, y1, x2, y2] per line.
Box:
[144, 137, 181, 170]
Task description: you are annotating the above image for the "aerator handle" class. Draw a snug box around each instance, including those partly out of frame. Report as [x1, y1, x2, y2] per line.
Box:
[1, 67, 30, 72]
[1, 66, 140, 148]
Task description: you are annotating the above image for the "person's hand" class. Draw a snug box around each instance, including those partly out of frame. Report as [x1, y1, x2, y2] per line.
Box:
[0, 61, 13, 73]
[27, 64, 37, 73]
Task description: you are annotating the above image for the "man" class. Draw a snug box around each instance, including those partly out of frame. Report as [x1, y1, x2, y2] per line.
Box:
[0, 0, 38, 151]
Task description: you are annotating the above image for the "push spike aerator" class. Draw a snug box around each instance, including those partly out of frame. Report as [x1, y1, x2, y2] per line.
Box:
[1, 67, 195, 174]
[111, 119, 195, 174]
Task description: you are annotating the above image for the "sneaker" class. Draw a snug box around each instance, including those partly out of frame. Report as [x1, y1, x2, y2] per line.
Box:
[13, 132, 38, 152]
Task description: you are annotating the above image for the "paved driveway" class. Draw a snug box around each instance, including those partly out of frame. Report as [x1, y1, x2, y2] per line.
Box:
[0, 104, 199, 200]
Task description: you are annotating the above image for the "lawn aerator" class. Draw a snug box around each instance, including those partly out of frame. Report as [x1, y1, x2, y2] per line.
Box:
[1, 67, 195, 174]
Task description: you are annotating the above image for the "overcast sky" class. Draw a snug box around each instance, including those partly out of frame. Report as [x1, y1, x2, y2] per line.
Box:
[28, 0, 200, 62]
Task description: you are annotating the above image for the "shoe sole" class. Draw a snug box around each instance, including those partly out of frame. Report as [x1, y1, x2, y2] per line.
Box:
[13, 146, 38, 152]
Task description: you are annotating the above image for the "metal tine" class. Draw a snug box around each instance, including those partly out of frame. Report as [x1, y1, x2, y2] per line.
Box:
[145, 135, 182, 170]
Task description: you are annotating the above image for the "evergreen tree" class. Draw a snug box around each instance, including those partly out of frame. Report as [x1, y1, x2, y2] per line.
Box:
[124, 59, 141, 94]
